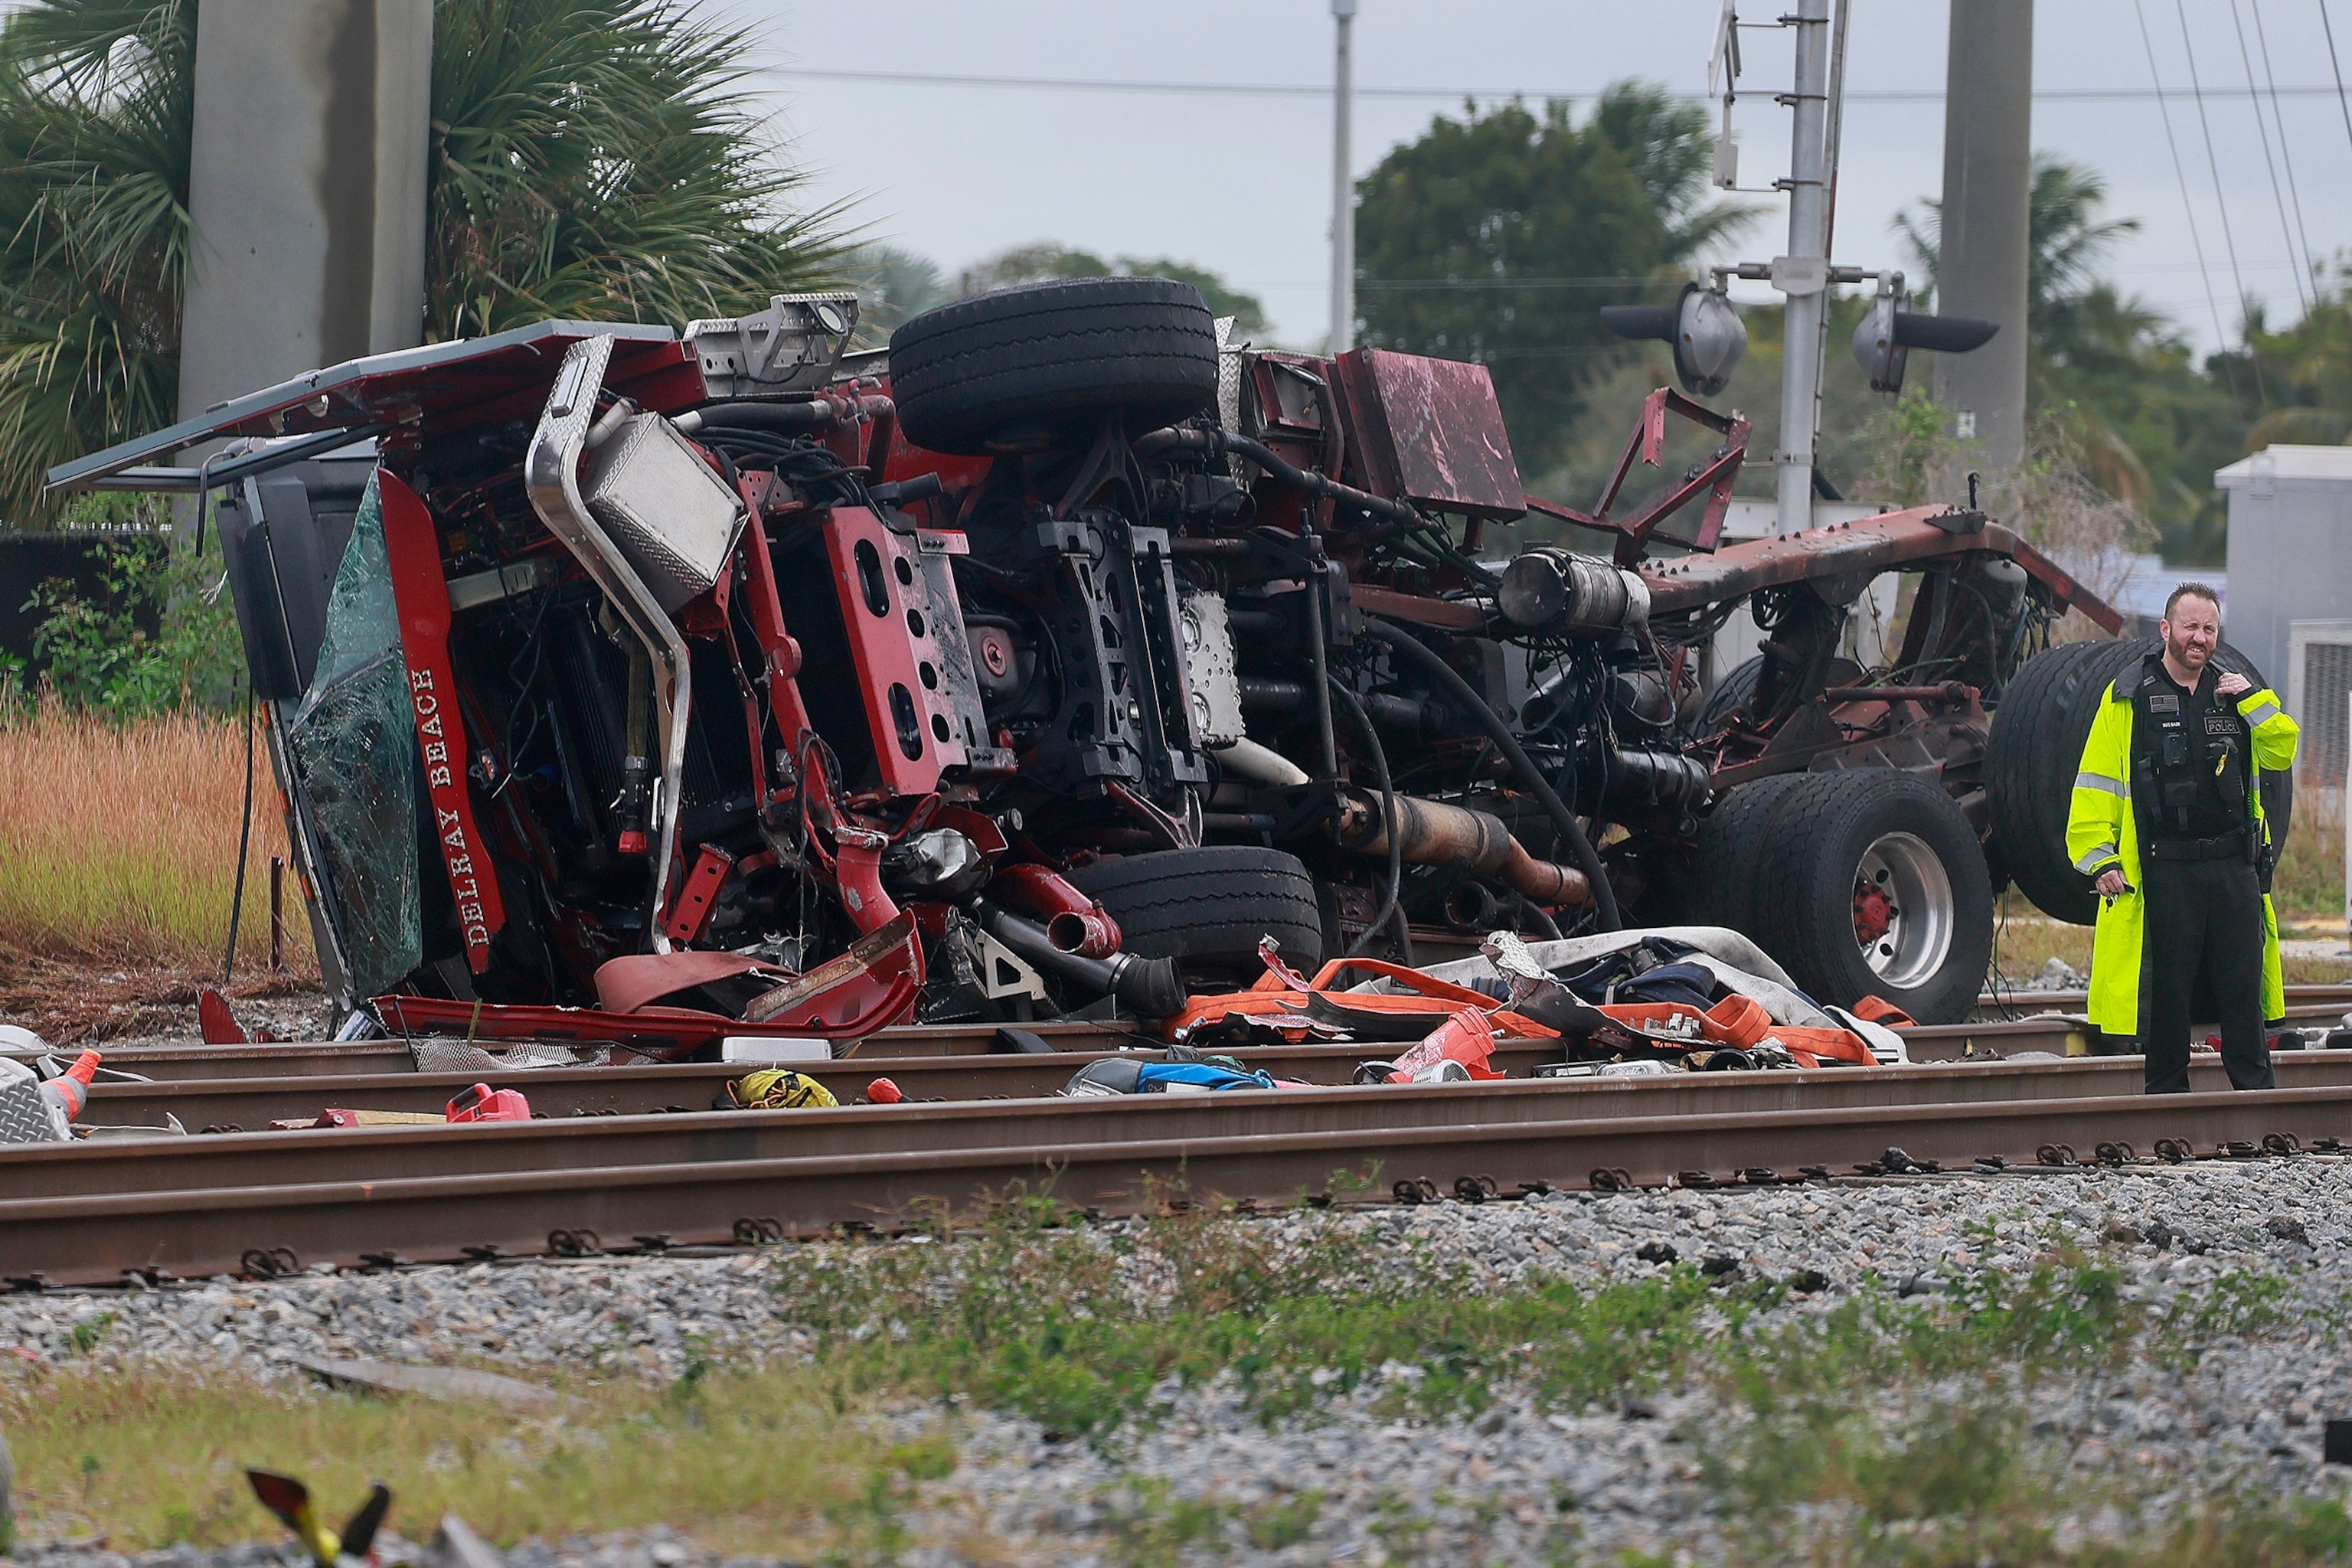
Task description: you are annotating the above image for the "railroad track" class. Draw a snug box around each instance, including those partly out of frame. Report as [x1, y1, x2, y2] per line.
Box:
[28, 985, 2352, 1086]
[72, 1038, 2352, 1131]
[11, 1052, 2352, 1287]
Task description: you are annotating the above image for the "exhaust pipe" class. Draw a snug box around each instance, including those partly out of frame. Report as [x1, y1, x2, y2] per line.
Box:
[1443, 880, 1504, 930]
[990, 864, 1123, 959]
[1336, 790, 1589, 906]
[974, 903, 1189, 1021]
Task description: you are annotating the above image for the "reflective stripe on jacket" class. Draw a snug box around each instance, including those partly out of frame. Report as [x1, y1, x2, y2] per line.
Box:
[2062, 672, 2298, 1037]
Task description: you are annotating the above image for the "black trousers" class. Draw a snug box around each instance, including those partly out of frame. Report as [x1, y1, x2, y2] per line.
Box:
[2137, 852, 2274, 1093]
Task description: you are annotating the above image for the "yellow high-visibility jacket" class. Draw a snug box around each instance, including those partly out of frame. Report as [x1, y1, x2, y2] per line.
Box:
[2063, 667, 2299, 1037]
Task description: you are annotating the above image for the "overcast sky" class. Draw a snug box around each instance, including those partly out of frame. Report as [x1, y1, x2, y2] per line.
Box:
[737, 0, 2352, 354]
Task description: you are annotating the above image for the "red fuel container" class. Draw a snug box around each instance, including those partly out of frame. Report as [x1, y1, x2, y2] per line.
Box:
[446, 1082, 532, 1122]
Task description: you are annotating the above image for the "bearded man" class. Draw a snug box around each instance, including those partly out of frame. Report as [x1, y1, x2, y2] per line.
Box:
[2064, 583, 2299, 1093]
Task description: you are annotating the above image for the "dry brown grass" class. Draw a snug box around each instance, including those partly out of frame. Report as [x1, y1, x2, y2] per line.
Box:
[0, 707, 317, 1037]
[2275, 779, 2346, 926]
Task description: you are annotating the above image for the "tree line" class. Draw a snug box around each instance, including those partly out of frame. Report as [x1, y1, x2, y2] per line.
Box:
[1, 3, 2331, 576]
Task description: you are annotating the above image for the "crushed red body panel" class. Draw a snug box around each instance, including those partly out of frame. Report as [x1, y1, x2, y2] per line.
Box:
[51, 269, 2125, 1037]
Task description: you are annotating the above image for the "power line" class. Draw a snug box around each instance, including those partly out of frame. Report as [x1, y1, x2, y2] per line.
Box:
[2321, 1, 2352, 156]
[2229, 0, 2310, 312]
[2135, 0, 2239, 378]
[2249, 0, 2321, 305]
[1242, 257, 2318, 291]
[760, 64, 2352, 106]
[2174, 0, 2267, 396]
[1357, 277, 1657, 291]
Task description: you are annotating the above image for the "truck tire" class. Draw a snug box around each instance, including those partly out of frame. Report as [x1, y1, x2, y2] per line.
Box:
[1987, 638, 2150, 925]
[1675, 771, 1815, 933]
[887, 277, 1219, 456]
[1752, 769, 1994, 1024]
[1067, 845, 1322, 982]
[1989, 636, 2288, 926]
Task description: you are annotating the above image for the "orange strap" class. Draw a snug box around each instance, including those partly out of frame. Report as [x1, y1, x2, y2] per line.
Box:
[1165, 958, 1550, 1041]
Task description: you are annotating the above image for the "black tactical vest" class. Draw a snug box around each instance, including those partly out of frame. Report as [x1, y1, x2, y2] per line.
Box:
[2129, 654, 2249, 840]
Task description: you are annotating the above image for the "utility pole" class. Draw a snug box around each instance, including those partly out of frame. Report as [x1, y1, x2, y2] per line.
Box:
[1773, 0, 1835, 534]
[1328, 0, 1357, 355]
[1933, 0, 2033, 469]
[178, 0, 432, 425]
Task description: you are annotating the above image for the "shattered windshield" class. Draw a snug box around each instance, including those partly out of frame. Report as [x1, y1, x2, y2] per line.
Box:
[284, 469, 423, 995]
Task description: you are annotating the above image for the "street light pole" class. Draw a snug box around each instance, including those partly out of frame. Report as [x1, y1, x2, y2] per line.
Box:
[1329, 0, 1357, 354]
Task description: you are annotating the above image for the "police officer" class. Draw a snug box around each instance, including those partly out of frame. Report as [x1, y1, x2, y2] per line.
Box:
[2065, 583, 2299, 1093]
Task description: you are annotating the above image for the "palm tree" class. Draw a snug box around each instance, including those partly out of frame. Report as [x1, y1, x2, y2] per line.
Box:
[0, 0, 848, 518]
[1892, 154, 2246, 564]
[1892, 154, 2145, 349]
[0, 2, 192, 523]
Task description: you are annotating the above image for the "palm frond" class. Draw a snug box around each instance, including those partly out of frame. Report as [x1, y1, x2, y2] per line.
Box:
[0, 0, 848, 520]
[424, 0, 851, 341]
[0, 0, 190, 518]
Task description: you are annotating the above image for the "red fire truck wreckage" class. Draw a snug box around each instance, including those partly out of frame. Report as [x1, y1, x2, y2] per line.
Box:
[52, 278, 2134, 1054]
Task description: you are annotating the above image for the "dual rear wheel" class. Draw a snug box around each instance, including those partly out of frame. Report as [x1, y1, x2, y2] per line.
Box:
[1682, 769, 1992, 1024]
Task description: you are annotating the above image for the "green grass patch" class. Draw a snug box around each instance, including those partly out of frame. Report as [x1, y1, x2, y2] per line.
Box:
[771, 1191, 1742, 1447]
[16, 1200, 2351, 1563]
[770, 1197, 2188, 1455]
[0, 1357, 938, 1560]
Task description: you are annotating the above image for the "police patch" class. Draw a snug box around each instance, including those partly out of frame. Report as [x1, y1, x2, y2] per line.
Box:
[2205, 714, 2236, 736]
[2147, 693, 2181, 713]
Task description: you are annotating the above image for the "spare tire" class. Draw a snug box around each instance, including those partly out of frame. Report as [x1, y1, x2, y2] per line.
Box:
[887, 277, 1219, 456]
[1067, 845, 1322, 983]
[1987, 638, 2150, 925]
[1988, 636, 2287, 926]
[1750, 769, 1995, 1024]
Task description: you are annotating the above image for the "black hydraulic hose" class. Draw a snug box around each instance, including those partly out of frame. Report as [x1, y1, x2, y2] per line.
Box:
[1327, 676, 1411, 965]
[1300, 563, 1340, 777]
[1362, 619, 1622, 930]
[1132, 426, 1422, 530]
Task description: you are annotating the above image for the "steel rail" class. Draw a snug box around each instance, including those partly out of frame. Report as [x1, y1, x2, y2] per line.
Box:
[26, 985, 2352, 1081]
[69, 1042, 2352, 1142]
[41, 1011, 2093, 1084]
[76, 1041, 1572, 1129]
[6, 1083, 2351, 1285]
[31, 1054, 2352, 1204]
[50, 1053, 2352, 1196]
[24, 1020, 1142, 1083]
[22, 987, 2352, 1086]
[18, 984, 2348, 1080]
[1904, 999, 2352, 1060]
[1969, 984, 2352, 1021]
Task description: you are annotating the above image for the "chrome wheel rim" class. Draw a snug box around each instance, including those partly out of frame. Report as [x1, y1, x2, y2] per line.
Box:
[1852, 831, 1953, 990]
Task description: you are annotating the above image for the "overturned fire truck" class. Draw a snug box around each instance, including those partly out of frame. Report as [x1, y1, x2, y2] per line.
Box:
[55, 277, 2207, 1047]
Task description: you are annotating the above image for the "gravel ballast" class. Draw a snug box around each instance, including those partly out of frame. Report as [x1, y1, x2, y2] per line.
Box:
[11, 1160, 2352, 1565]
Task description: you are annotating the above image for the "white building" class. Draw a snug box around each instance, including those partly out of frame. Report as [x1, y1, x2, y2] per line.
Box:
[2214, 446, 2352, 781]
